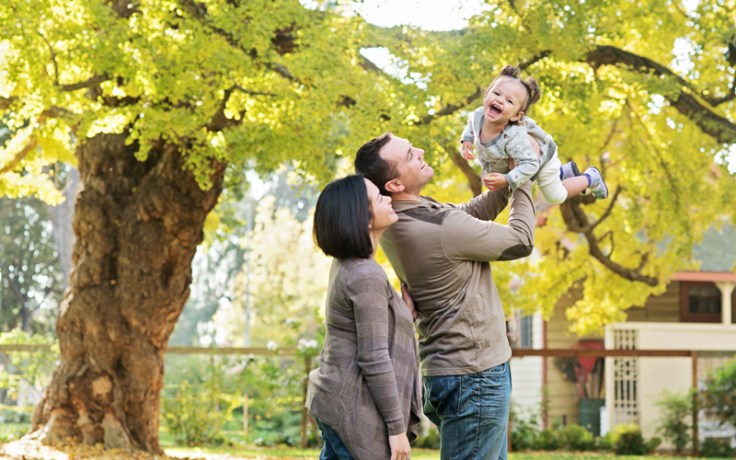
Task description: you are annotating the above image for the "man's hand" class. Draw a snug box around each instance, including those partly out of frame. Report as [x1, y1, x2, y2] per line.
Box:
[461, 141, 475, 160]
[400, 283, 417, 321]
[483, 172, 508, 191]
[389, 433, 411, 460]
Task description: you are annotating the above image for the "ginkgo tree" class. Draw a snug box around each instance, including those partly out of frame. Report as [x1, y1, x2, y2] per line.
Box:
[359, 0, 736, 335]
[0, 0, 396, 453]
[1, 0, 735, 455]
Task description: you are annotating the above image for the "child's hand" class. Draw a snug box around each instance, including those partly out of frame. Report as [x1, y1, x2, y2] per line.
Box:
[461, 141, 475, 160]
[483, 173, 508, 191]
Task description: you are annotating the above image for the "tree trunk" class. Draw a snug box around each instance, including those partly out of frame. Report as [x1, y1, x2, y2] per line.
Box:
[28, 133, 225, 453]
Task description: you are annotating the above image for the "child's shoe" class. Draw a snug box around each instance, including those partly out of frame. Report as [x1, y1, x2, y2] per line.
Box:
[559, 161, 581, 180]
[584, 166, 608, 199]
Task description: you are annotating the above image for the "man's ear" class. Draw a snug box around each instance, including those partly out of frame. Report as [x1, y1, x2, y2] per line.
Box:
[385, 179, 404, 194]
[511, 110, 524, 123]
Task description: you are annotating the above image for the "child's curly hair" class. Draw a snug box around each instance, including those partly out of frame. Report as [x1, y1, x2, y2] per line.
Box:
[486, 65, 541, 115]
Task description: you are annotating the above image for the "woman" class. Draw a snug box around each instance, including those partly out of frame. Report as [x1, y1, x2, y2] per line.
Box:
[307, 175, 422, 460]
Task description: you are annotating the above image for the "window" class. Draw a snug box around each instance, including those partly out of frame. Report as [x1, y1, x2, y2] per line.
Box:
[680, 282, 721, 322]
[520, 315, 533, 348]
[507, 313, 535, 349]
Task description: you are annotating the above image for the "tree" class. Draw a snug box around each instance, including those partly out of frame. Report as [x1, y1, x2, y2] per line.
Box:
[213, 193, 330, 348]
[356, 0, 736, 334]
[0, 0, 392, 453]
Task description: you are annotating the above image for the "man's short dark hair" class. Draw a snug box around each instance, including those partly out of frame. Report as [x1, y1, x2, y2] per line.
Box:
[354, 133, 396, 196]
[313, 175, 373, 260]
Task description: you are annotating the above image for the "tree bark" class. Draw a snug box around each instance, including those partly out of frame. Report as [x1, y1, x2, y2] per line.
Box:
[28, 133, 226, 453]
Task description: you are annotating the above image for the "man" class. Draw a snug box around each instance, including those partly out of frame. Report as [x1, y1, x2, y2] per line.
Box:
[354, 133, 535, 460]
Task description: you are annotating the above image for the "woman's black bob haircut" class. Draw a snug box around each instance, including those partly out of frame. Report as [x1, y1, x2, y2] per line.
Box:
[313, 175, 373, 259]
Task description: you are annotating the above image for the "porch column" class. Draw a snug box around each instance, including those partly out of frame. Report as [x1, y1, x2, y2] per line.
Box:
[716, 281, 735, 325]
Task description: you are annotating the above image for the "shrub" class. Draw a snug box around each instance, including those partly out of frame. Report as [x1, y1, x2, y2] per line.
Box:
[655, 390, 691, 453]
[161, 379, 236, 445]
[610, 424, 658, 455]
[557, 424, 595, 451]
[510, 402, 540, 451]
[699, 437, 735, 458]
[533, 428, 562, 451]
[700, 357, 736, 430]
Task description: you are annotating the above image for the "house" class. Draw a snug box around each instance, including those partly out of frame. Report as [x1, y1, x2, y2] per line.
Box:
[508, 223, 736, 444]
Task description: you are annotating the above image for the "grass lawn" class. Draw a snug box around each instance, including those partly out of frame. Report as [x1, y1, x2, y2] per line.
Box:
[166, 445, 715, 459]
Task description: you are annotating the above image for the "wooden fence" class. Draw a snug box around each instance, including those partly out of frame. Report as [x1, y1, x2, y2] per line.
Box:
[0, 344, 720, 452]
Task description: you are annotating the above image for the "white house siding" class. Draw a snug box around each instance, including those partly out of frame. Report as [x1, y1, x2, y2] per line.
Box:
[510, 313, 545, 424]
[606, 322, 736, 444]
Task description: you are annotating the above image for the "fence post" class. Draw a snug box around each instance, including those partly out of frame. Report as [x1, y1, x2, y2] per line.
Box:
[691, 351, 699, 455]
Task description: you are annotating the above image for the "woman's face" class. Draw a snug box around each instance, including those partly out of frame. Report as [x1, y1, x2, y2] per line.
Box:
[365, 178, 398, 232]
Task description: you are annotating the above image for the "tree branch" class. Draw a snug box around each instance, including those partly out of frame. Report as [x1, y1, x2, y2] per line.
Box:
[60, 74, 110, 92]
[586, 45, 736, 143]
[0, 139, 38, 174]
[560, 187, 658, 286]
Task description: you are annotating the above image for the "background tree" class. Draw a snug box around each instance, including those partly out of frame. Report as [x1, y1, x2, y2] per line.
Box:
[0, 197, 64, 334]
[213, 191, 329, 349]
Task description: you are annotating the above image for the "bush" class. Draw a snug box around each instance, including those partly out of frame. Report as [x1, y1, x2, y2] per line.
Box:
[510, 402, 540, 451]
[557, 424, 595, 451]
[161, 379, 236, 445]
[699, 437, 735, 458]
[610, 424, 659, 455]
[655, 390, 691, 453]
[533, 428, 562, 451]
[700, 357, 736, 430]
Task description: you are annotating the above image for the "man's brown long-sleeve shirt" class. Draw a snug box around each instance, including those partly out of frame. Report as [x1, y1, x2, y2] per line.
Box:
[380, 182, 535, 376]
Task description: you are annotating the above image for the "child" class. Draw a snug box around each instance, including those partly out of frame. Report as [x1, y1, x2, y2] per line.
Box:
[461, 65, 608, 202]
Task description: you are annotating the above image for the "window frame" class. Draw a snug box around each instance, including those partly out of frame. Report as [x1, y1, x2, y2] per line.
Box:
[679, 281, 722, 323]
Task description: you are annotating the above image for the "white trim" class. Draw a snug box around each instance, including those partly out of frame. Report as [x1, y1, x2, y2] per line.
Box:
[716, 281, 735, 325]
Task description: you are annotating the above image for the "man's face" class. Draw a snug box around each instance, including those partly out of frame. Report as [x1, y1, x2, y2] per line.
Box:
[380, 136, 434, 195]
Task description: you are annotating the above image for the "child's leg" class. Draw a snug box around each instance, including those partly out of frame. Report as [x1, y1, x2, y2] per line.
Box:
[537, 157, 569, 204]
[562, 176, 589, 198]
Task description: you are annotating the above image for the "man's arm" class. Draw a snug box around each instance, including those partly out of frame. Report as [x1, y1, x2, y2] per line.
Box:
[456, 187, 511, 221]
[444, 182, 535, 262]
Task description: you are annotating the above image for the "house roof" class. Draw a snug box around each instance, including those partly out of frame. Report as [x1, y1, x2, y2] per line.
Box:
[673, 223, 736, 282]
[692, 224, 736, 272]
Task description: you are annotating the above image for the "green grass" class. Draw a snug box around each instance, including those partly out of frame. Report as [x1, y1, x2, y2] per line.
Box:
[166, 445, 717, 460]
[0, 423, 29, 443]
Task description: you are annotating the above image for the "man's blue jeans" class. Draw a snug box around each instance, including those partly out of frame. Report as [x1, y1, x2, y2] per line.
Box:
[423, 361, 512, 460]
[316, 419, 354, 460]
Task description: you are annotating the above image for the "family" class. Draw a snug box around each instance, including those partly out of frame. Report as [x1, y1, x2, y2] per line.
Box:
[306, 66, 608, 459]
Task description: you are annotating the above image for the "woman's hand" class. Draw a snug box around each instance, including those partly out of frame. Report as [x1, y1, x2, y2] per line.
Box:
[389, 433, 411, 460]
[400, 283, 417, 321]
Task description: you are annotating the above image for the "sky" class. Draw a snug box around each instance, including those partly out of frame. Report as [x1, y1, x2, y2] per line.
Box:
[352, 0, 485, 31]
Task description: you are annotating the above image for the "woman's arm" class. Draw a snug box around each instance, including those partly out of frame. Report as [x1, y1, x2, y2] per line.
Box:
[348, 268, 406, 436]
